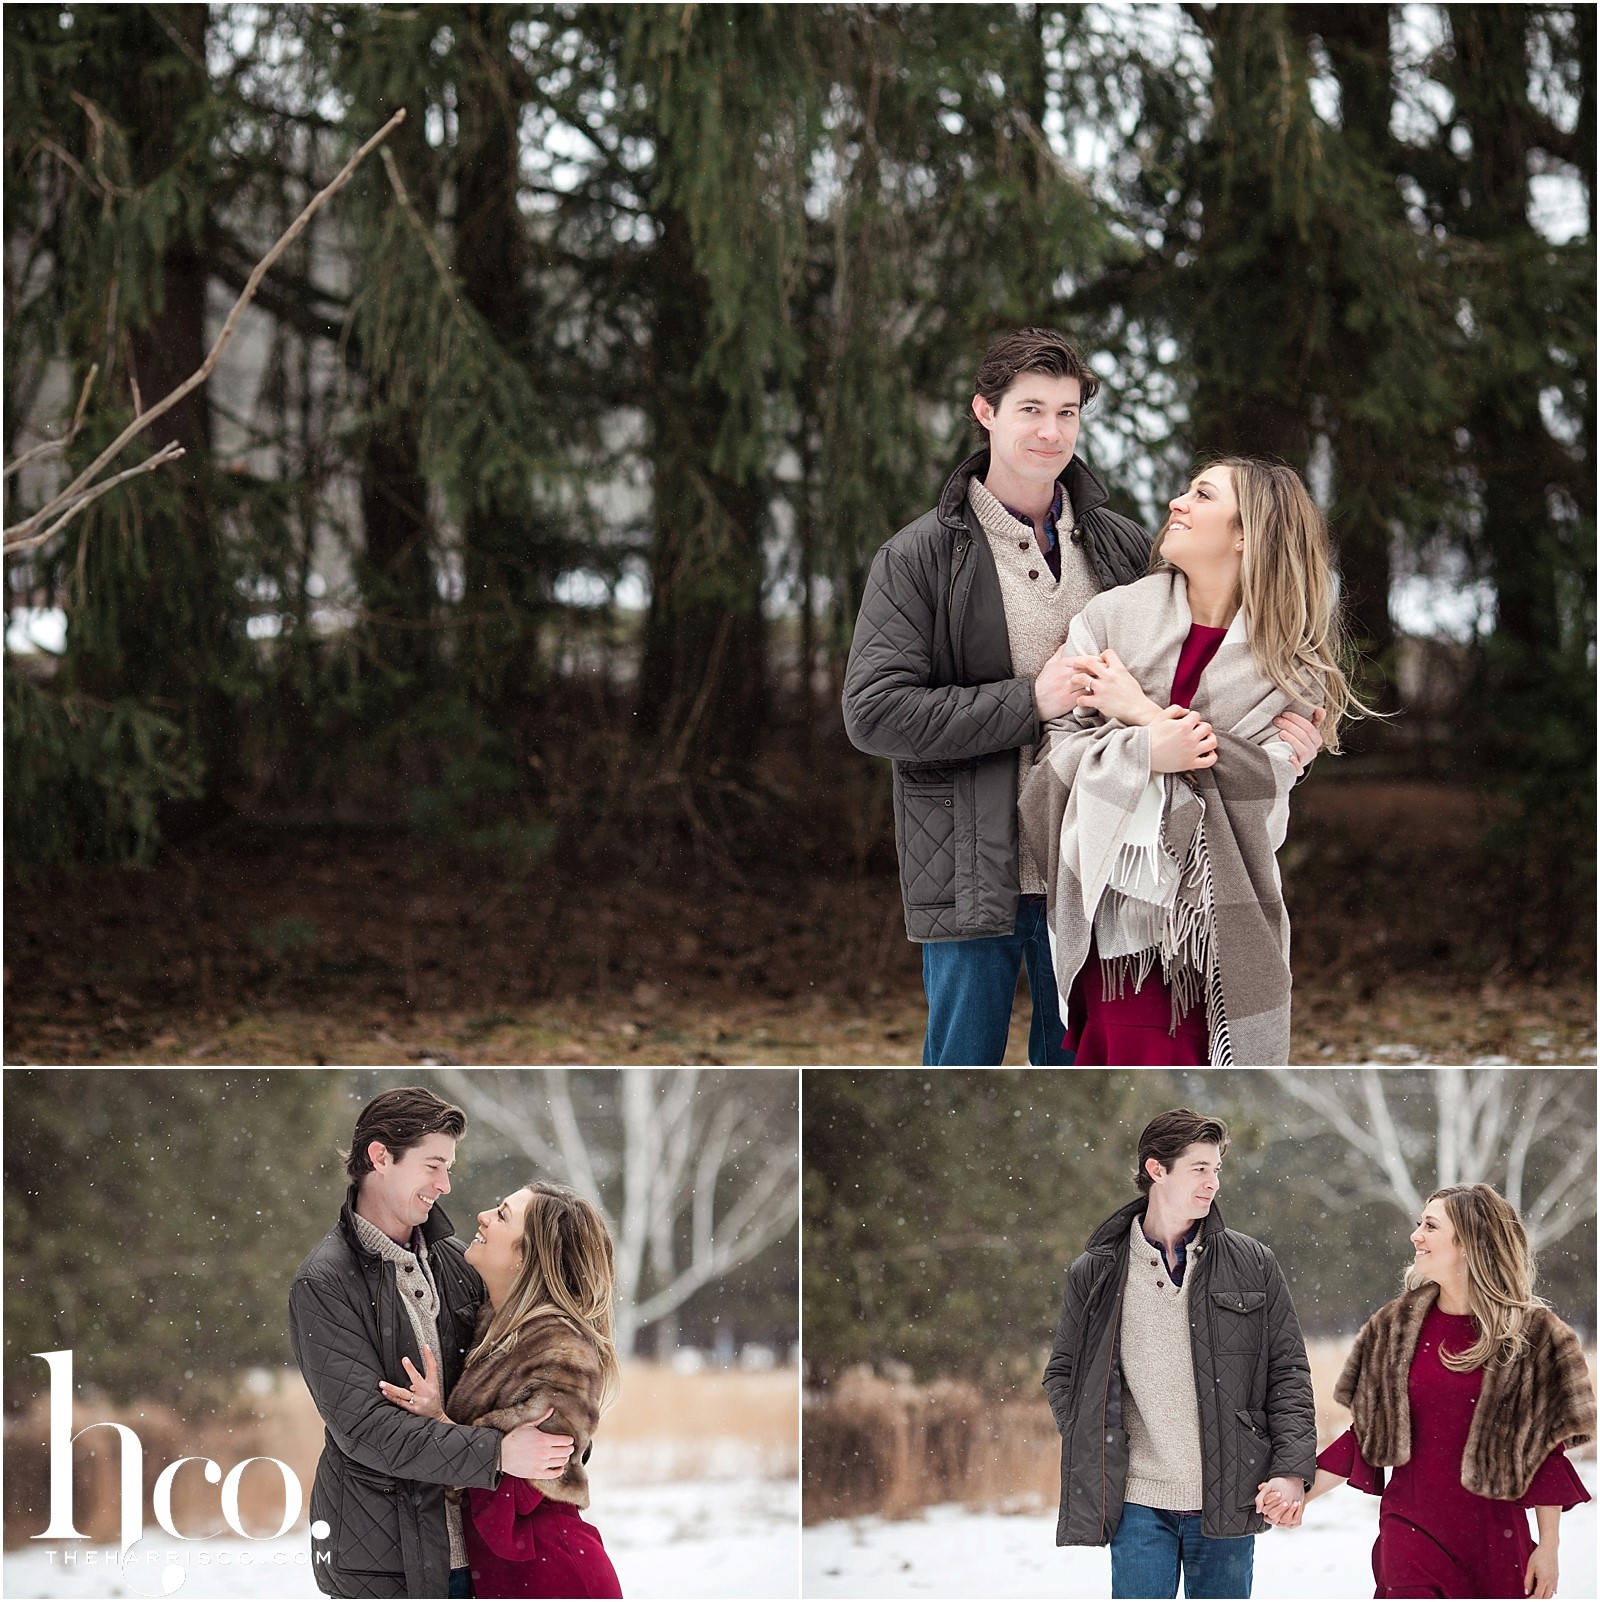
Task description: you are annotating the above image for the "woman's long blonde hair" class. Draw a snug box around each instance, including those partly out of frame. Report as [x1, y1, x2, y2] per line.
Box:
[469, 1180, 622, 1409]
[1402, 1183, 1547, 1372]
[1150, 456, 1380, 754]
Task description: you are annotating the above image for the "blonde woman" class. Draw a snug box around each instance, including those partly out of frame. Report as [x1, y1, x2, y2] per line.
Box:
[381, 1181, 624, 1598]
[1019, 456, 1360, 1065]
[1262, 1184, 1593, 1599]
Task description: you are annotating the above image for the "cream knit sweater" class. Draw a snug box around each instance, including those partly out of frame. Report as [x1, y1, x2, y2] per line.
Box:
[966, 477, 1102, 893]
[1118, 1215, 1206, 1512]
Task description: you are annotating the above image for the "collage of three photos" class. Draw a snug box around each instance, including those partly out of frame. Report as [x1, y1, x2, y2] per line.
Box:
[2, 1067, 1594, 1602]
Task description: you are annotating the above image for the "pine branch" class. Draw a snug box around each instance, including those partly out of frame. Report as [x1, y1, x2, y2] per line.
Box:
[3, 109, 408, 555]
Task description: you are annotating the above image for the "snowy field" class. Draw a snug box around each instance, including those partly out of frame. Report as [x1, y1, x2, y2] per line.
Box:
[804, 1461, 1597, 1599]
[4, 1477, 798, 1600]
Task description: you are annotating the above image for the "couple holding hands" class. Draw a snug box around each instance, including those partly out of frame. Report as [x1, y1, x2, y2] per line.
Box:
[1044, 1109, 1594, 1600]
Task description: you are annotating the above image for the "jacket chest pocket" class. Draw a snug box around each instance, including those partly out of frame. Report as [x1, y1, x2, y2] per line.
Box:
[1210, 1289, 1265, 1354]
[897, 765, 958, 908]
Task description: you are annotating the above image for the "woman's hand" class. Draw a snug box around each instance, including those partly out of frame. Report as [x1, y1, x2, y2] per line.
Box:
[378, 1347, 449, 1421]
[1260, 1465, 1344, 1526]
[1527, 1506, 1561, 1598]
[1148, 705, 1218, 773]
[1274, 706, 1326, 775]
[1525, 1543, 1558, 1598]
[1075, 648, 1165, 727]
[1254, 1476, 1305, 1527]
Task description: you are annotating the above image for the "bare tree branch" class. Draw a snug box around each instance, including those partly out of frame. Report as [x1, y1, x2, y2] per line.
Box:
[3, 364, 99, 482]
[427, 1066, 568, 1176]
[546, 1068, 609, 1205]
[3, 109, 407, 554]
[427, 1068, 795, 1354]
[1523, 1127, 1599, 1244]
[1502, 1074, 1559, 1211]
[1267, 1069, 1594, 1249]
[1360, 1070, 1425, 1214]
[4, 442, 188, 554]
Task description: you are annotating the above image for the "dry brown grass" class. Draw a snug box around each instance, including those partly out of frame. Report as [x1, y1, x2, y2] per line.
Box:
[3, 1362, 798, 1549]
[803, 1342, 1597, 1525]
[599, 1361, 798, 1482]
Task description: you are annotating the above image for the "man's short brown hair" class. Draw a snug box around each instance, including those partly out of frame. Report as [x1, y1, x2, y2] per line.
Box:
[972, 327, 1101, 437]
[345, 1086, 467, 1182]
[1135, 1108, 1229, 1193]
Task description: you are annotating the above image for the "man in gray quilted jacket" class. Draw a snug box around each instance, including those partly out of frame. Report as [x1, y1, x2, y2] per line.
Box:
[843, 328, 1322, 1065]
[1043, 1108, 1317, 1598]
[290, 1086, 574, 1599]
[842, 328, 1149, 1065]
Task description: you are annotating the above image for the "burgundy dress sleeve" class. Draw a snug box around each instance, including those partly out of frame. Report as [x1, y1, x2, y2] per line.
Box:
[1516, 1442, 1592, 1511]
[1316, 1426, 1385, 1495]
[464, 1478, 549, 1561]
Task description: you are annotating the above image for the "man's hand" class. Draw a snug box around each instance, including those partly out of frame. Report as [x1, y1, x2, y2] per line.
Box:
[501, 1408, 575, 1479]
[1255, 1476, 1305, 1528]
[1273, 707, 1325, 776]
[1077, 648, 1165, 727]
[377, 1347, 448, 1421]
[1148, 706, 1218, 773]
[1035, 650, 1090, 721]
[1524, 1543, 1558, 1599]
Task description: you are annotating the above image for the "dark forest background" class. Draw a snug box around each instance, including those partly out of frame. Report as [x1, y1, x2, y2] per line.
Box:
[4, 5, 1593, 1061]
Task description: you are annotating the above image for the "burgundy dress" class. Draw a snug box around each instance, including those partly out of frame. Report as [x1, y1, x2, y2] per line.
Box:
[1317, 1305, 1590, 1599]
[464, 1479, 623, 1598]
[1064, 622, 1228, 1065]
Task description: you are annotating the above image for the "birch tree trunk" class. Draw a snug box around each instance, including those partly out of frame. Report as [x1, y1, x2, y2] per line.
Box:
[431, 1068, 797, 1355]
[1265, 1068, 1596, 1248]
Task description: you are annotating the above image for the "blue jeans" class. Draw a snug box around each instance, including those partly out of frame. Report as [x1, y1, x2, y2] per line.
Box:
[448, 1568, 473, 1599]
[1110, 1504, 1254, 1599]
[921, 895, 1073, 1064]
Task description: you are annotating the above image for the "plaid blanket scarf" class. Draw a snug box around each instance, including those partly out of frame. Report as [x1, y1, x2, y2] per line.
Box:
[1018, 572, 1314, 1065]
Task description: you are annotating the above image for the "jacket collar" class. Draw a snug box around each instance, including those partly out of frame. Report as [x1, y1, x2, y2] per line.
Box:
[339, 1182, 458, 1260]
[1086, 1194, 1228, 1254]
[936, 447, 1112, 530]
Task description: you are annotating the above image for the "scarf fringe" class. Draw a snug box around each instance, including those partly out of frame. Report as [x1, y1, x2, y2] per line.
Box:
[1110, 836, 1171, 903]
[1094, 810, 1234, 1055]
[1189, 822, 1234, 1066]
[1098, 945, 1160, 1002]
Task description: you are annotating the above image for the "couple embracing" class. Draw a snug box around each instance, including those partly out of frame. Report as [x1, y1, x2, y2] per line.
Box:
[844, 326, 1364, 1065]
[1046, 1109, 1593, 1600]
[289, 1087, 624, 1599]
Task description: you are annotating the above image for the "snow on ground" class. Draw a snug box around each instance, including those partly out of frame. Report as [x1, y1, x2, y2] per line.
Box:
[4, 1477, 798, 1600]
[598, 1476, 798, 1597]
[804, 1462, 1597, 1599]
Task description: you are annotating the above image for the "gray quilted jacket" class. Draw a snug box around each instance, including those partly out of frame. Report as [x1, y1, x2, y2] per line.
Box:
[843, 448, 1150, 940]
[289, 1190, 503, 1598]
[1042, 1197, 1317, 1545]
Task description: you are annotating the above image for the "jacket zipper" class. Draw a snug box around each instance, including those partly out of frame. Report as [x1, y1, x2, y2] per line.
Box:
[1200, 1244, 1219, 1533]
[1097, 1268, 1128, 1543]
[947, 537, 970, 638]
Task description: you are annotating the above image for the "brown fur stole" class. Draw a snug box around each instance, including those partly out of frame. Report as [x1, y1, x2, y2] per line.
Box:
[1335, 1283, 1596, 1500]
[446, 1304, 604, 1508]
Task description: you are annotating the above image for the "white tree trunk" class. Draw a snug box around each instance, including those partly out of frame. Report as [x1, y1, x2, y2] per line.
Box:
[1267, 1068, 1595, 1248]
[430, 1068, 796, 1355]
